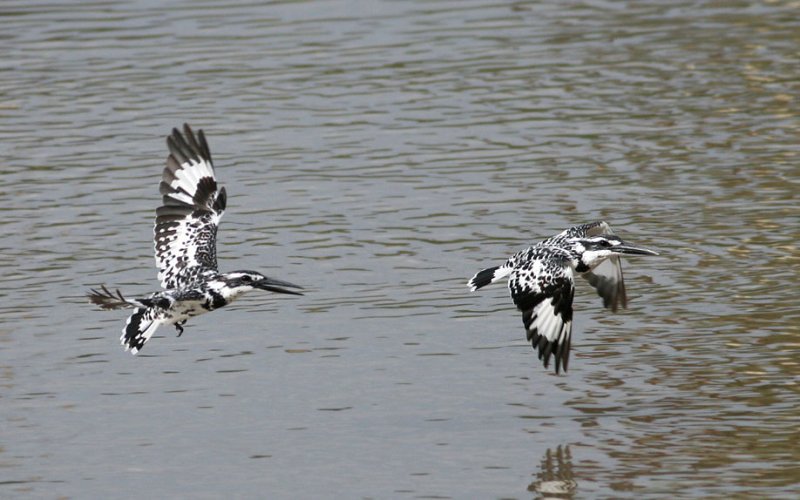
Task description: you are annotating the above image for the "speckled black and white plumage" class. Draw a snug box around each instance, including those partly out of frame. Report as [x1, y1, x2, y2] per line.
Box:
[155, 125, 226, 290]
[467, 221, 658, 374]
[88, 125, 303, 355]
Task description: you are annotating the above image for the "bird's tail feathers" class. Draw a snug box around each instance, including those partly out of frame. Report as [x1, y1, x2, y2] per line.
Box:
[88, 285, 146, 310]
[121, 307, 162, 355]
[467, 265, 512, 291]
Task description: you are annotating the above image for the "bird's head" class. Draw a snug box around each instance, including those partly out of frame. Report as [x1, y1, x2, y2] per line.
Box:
[222, 271, 304, 296]
[570, 235, 659, 270]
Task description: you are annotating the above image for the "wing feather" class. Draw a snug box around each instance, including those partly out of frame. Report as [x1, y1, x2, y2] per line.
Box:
[154, 124, 226, 290]
[509, 251, 575, 374]
[583, 256, 627, 311]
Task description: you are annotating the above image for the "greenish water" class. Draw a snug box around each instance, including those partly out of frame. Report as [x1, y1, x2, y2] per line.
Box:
[1, 1, 798, 498]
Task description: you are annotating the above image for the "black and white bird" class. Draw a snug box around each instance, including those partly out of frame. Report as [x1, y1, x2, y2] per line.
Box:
[89, 124, 303, 354]
[467, 221, 658, 374]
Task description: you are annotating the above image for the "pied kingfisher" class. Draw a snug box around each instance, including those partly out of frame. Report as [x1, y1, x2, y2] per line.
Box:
[89, 124, 303, 354]
[467, 221, 658, 374]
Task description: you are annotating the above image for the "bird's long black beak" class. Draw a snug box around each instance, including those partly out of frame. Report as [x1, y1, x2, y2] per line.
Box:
[613, 244, 659, 256]
[254, 277, 304, 295]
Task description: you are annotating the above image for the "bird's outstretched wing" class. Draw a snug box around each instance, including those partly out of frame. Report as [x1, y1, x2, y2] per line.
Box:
[564, 221, 627, 312]
[509, 250, 575, 373]
[154, 124, 227, 290]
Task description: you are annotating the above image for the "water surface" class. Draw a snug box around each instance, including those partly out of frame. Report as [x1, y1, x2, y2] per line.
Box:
[1, 1, 798, 498]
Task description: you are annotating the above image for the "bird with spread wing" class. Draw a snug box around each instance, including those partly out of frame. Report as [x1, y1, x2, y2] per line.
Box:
[89, 124, 303, 354]
[467, 221, 658, 373]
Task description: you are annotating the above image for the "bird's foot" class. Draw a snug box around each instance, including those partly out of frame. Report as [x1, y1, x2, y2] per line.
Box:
[175, 322, 185, 337]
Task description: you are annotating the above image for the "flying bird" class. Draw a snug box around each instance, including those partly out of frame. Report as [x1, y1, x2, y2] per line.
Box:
[467, 221, 657, 373]
[89, 124, 303, 354]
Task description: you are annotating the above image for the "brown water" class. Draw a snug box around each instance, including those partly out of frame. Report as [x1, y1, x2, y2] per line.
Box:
[1, 1, 798, 498]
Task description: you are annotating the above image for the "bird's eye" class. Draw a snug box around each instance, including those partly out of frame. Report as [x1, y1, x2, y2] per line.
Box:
[599, 240, 611, 247]
[241, 275, 252, 282]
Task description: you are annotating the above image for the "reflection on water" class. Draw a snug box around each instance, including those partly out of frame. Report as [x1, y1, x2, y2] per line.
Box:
[1, 0, 799, 498]
[528, 445, 577, 499]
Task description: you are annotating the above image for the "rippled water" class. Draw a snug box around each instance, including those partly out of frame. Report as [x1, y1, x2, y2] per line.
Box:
[2, 1, 798, 498]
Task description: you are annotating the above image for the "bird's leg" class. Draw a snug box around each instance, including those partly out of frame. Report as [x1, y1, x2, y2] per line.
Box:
[175, 320, 186, 337]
